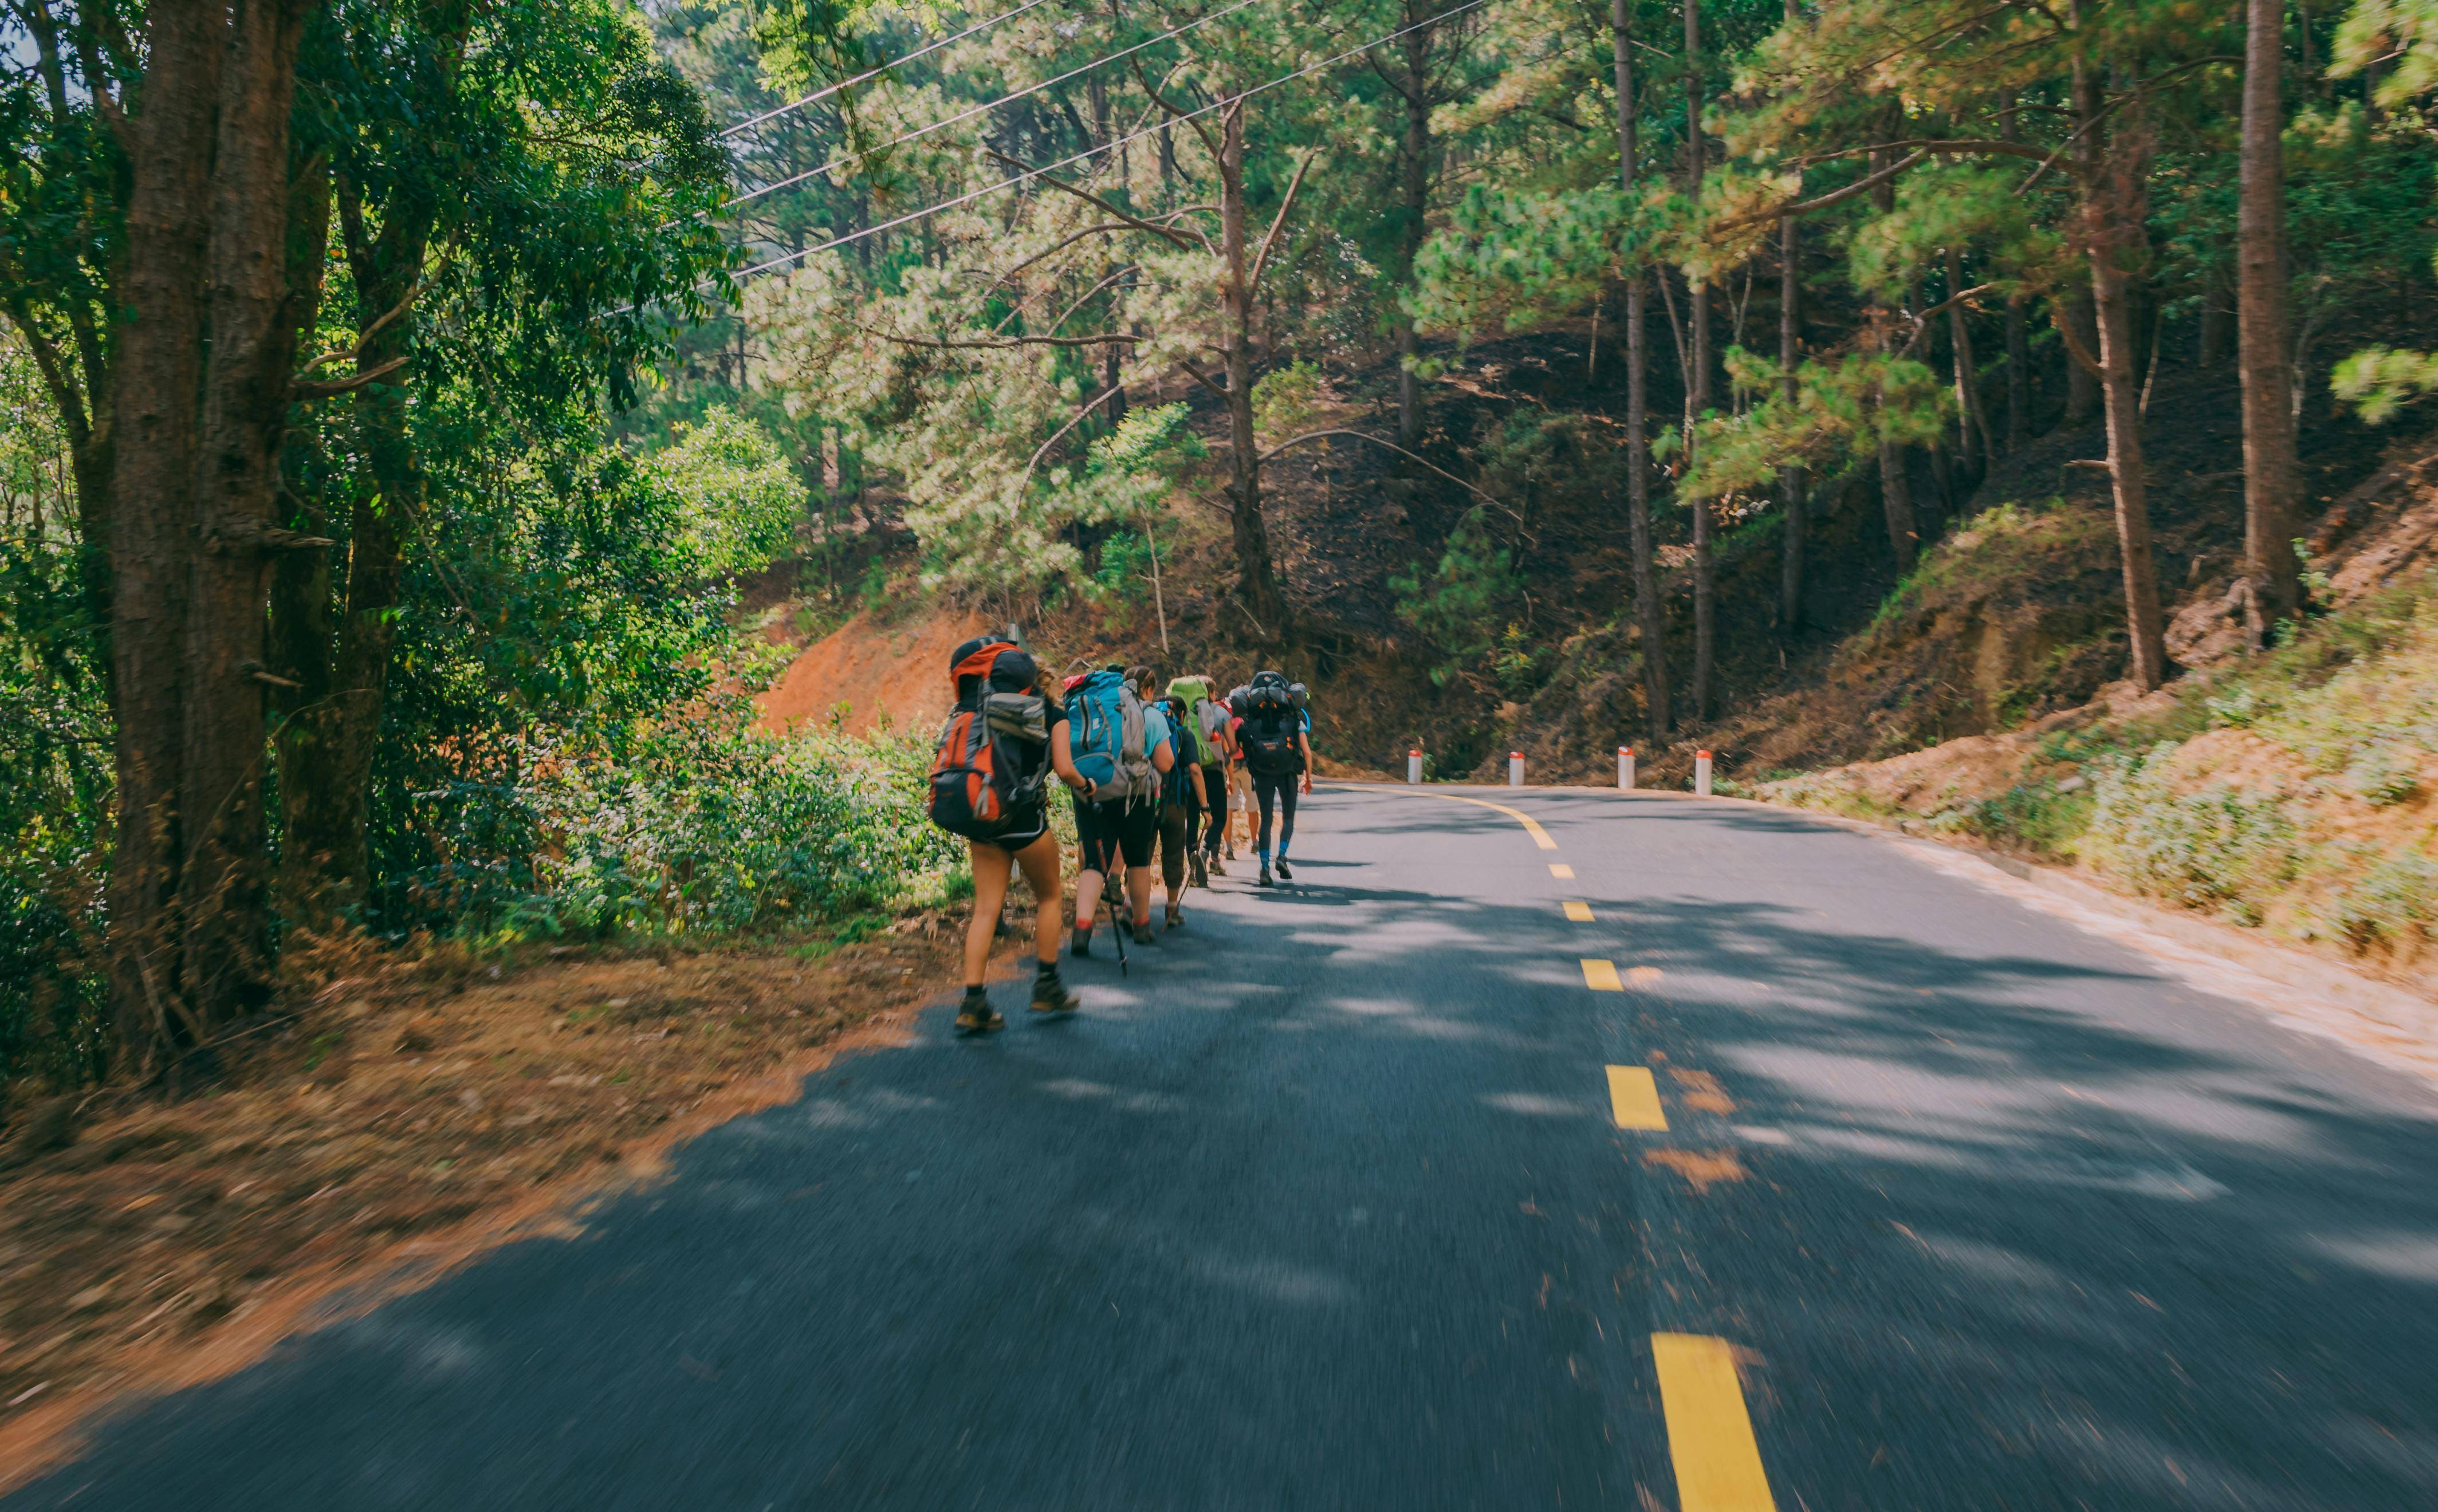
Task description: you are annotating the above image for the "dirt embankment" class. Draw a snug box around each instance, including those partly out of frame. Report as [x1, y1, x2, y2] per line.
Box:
[755, 609, 986, 738]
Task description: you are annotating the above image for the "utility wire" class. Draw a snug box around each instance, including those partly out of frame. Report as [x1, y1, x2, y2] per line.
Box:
[719, 0, 1058, 140]
[719, 0, 1493, 292]
[725, 0, 1264, 215]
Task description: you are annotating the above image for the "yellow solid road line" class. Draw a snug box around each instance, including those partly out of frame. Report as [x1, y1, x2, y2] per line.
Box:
[1550, 863, 1574, 879]
[1343, 785, 1560, 849]
[1651, 1333, 1778, 1512]
[1563, 900, 1594, 922]
[1606, 1065, 1667, 1129]
[1582, 958, 1624, 992]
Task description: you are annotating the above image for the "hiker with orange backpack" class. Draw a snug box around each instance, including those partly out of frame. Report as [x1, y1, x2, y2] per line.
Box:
[927, 637, 1084, 1034]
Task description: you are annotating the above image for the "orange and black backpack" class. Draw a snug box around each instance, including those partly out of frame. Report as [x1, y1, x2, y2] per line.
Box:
[928, 641, 1046, 840]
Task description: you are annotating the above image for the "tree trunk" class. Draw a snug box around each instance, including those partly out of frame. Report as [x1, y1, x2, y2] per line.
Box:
[2077, 56, 2168, 691]
[1218, 104, 1285, 635]
[1869, 141, 1917, 570]
[2004, 294, 2032, 451]
[179, 0, 318, 1027]
[1945, 246, 1992, 483]
[1778, 208, 1805, 632]
[1394, 22, 1433, 449]
[2063, 292, 2101, 422]
[1614, 0, 1669, 735]
[105, 0, 223, 1068]
[1684, 0, 1713, 722]
[2238, 0, 2304, 639]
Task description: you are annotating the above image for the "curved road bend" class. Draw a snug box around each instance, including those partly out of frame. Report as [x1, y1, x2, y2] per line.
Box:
[11, 784, 2438, 1510]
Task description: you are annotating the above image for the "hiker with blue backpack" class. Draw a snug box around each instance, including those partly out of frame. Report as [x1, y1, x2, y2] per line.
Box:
[1065, 664, 1175, 955]
[927, 637, 1086, 1034]
[1143, 667, 1207, 928]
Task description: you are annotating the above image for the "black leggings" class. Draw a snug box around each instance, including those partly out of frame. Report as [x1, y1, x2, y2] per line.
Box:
[1193, 765, 1229, 855]
[1253, 771, 1297, 859]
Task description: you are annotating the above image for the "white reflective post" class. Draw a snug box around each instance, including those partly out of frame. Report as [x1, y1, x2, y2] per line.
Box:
[1508, 751, 1524, 788]
[1407, 749, 1422, 784]
[1693, 749, 1713, 797]
[1618, 746, 1635, 790]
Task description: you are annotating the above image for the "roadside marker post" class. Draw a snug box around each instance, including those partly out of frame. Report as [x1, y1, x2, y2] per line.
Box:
[1694, 750, 1713, 797]
[1508, 751, 1524, 788]
[1618, 746, 1636, 790]
[1407, 749, 1422, 784]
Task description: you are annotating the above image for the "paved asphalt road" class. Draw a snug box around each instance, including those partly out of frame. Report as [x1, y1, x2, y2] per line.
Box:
[14, 785, 2438, 1510]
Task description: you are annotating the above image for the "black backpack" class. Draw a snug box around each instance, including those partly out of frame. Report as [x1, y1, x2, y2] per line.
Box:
[1233, 679, 1300, 778]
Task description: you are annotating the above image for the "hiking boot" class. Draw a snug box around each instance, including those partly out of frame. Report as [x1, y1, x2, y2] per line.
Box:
[1189, 853, 1209, 889]
[1224, 840, 1238, 861]
[1166, 902, 1184, 929]
[1131, 920, 1155, 946]
[1208, 855, 1228, 877]
[954, 990, 1004, 1036]
[1258, 865, 1274, 887]
[1071, 928, 1091, 958]
[1275, 858, 1293, 880]
[1030, 968, 1080, 1015]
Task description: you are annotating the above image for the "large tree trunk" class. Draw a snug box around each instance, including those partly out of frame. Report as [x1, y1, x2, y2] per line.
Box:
[1778, 208, 1805, 632]
[2238, 0, 2304, 639]
[1614, 0, 1669, 735]
[2004, 294, 2032, 451]
[1684, 0, 1713, 722]
[105, 0, 223, 1068]
[1869, 142, 1917, 570]
[2077, 58, 2169, 691]
[2063, 292, 2101, 423]
[1394, 22, 1433, 449]
[1217, 104, 1285, 635]
[179, 0, 318, 1028]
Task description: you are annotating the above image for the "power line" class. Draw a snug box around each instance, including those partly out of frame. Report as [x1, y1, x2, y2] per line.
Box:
[722, 0, 1494, 290]
[719, 0, 1059, 140]
[726, 0, 1264, 216]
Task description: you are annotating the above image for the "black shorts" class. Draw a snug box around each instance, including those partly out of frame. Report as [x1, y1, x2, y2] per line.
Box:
[1075, 797, 1155, 872]
[971, 802, 1049, 854]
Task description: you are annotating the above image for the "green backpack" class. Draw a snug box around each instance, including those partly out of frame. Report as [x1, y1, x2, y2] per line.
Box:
[1166, 677, 1220, 766]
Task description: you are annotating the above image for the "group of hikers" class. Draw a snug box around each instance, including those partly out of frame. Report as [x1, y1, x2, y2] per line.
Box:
[927, 635, 1316, 1034]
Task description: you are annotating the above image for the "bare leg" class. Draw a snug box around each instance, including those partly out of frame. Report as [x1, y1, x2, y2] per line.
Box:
[1074, 867, 1106, 936]
[1012, 833, 1064, 966]
[963, 840, 1014, 988]
[1127, 864, 1154, 927]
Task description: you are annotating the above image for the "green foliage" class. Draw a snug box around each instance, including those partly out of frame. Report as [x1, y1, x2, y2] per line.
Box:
[2333, 345, 2438, 423]
[1252, 360, 1324, 446]
[1683, 347, 1950, 502]
[639, 406, 807, 578]
[1391, 507, 1525, 687]
[2083, 743, 2302, 923]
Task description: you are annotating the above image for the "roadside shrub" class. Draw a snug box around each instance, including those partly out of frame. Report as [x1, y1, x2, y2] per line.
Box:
[2345, 743, 2422, 806]
[2318, 849, 2438, 949]
[2082, 742, 2299, 922]
[389, 698, 967, 941]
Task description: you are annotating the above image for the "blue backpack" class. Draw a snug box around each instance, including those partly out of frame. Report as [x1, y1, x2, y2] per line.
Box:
[1067, 670, 1154, 802]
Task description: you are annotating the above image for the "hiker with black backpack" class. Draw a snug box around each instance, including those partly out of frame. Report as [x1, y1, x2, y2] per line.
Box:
[1065, 664, 1173, 954]
[1231, 671, 1315, 887]
[928, 637, 1084, 1034]
[1139, 667, 1204, 928]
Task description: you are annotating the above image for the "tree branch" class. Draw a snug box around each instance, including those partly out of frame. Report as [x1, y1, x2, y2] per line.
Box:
[1256, 428, 1493, 503]
[1249, 146, 1320, 292]
[1711, 151, 1928, 235]
[867, 327, 1141, 352]
[1178, 357, 1230, 398]
[1021, 383, 1128, 488]
[292, 355, 410, 400]
[987, 149, 1205, 250]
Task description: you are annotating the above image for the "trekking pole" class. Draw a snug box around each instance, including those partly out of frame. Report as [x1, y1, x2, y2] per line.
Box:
[1111, 863, 1130, 976]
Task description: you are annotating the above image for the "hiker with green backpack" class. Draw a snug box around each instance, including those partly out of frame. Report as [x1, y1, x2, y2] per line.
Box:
[1066, 664, 1174, 954]
[1167, 673, 1232, 887]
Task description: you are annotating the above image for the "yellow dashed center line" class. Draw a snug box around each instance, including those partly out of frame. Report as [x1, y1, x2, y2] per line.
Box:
[1606, 1065, 1668, 1129]
[1562, 900, 1594, 922]
[1651, 1333, 1778, 1511]
[1549, 863, 1574, 879]
[1581, 958, 1624, 992]
[1346, 785, 1559, 848]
